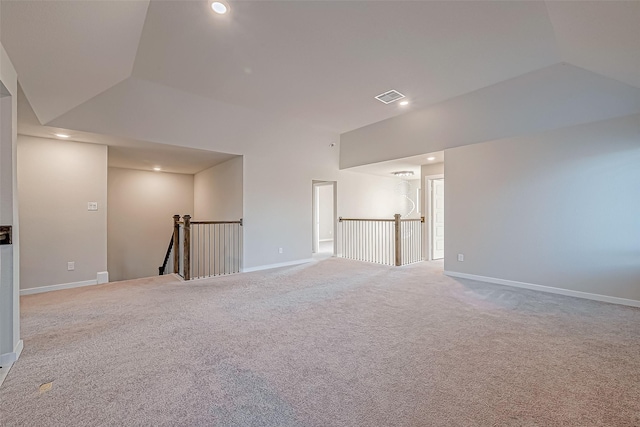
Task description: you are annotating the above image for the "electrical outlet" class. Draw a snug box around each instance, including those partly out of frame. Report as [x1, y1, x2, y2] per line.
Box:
[278, 247, 283, 254]
[87, 202, 98, 211]
[67, 261, 75, 271]
[457, 254, 464, 262]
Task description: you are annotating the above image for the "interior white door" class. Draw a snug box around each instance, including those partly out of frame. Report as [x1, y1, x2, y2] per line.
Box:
[431, 179, 444, 260]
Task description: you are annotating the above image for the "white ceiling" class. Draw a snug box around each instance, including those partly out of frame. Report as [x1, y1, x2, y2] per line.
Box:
[1, 0, 149, 124]
[347, 152, 444, 180]
[340, 63, 640, 168]
[546, 1, 640, 89]
[17, 85, 237, 174]
[107, 144, 237, 175]
[2, 1, 639, 167]
[131, 0, 560, 133]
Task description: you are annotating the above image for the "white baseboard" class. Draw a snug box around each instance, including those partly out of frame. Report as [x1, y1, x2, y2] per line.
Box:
[242, 258, 313, 273]
[20, 279, 98, 296]
[0, 340, 23, 387]
[0, 340, 23, 368]
[0, 365, 10, 387]
[445, 271, 640, 308]
[14, 339, 23, 361]
[97, 271, 109, 284]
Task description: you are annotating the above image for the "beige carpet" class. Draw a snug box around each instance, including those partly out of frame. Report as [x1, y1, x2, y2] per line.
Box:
[1, 258, 639, 426]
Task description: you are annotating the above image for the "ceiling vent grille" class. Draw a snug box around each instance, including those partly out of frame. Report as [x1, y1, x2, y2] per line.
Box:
[375, 90, 405, 104]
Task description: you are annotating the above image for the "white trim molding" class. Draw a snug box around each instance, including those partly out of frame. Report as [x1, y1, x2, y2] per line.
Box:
[20, 279, 98, 296]
[0, 339, 23, 366]
[445, 271, 640, 308]
[0, 340, 23, 387]
[242, 258, 313, 273]
[97, 271, 109, 284]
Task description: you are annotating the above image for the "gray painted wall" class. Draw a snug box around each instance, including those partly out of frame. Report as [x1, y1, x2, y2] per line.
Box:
[445, 114, 640, 301]
[108, 167, 194, 282]
[194, 156, 243, 221]
[340, 65, 640, 169]
[45, 77, 428, 269]
[18, 135, 107, 290]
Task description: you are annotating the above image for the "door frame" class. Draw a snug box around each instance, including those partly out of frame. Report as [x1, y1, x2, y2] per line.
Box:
[311, 180, 337, 256]
[424, 174, 444, 261]
[0, 66, 22, 385]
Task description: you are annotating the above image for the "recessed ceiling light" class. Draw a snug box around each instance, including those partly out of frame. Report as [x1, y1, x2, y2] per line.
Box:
[54, 133, 70, 138]
[153, 167, 161, 171]
[399, 101, 409, 106]
[427, 157, 436, 161]
[392, 171, 414, 177]
[211, 1, 228, 14]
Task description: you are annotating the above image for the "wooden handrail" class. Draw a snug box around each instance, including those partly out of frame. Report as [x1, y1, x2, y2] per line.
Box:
[339, 216, 424, 223]
[402, 217, 425, 223]
[189, 220, 243, 225]
[339, 217, 394, 222]
[170, 215, 244, 280]
[339, 214, 425, 267]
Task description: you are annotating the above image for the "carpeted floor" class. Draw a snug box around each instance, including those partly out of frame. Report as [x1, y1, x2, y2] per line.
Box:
[1, 258, 639, 426]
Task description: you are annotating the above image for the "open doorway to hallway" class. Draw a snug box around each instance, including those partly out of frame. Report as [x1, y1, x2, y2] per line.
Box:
[337, 150, 444, 263]
[312, 181, 336, 258]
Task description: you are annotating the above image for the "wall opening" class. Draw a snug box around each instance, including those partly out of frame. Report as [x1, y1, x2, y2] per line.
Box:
[312, 181, 336, 257]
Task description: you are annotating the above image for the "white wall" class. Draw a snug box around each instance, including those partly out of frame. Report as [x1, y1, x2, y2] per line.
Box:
[337, 171, 415, 219]
[194, 156, 242, 221]
[445, 114, 640, 302]
[49, 78, 331, 269]
[403, 179, 421, 219]
[340, 64, 640, 169]
[50, 78, 419, 269]
[0, 42, 20, 362]
[17, 136, 107, 290]
[108, 167, 194, 282]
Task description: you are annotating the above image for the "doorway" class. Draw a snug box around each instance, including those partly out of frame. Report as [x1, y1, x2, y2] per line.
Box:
[312, 181, 336, 257]
[424, 175, 444, 260]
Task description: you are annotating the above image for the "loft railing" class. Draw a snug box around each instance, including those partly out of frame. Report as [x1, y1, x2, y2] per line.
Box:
[339, 214, 424, 266]
[189, 218, 243, 279]
[160, 214, 243, 280]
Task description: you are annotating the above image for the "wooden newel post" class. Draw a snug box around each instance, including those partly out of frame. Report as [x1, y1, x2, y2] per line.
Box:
[172, 215, 180, 274]
[394, 214, 401, 266]
[183, 215, 191, 280]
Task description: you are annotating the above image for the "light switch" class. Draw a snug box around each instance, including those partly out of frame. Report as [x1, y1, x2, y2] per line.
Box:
[88, 202, 98, 211]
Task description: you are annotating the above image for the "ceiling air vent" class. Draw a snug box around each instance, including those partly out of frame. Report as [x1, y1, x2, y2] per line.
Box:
[375, 90, 405, 104]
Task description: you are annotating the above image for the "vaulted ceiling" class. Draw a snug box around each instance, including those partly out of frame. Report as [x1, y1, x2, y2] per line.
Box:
[1, 1, 639, 155]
